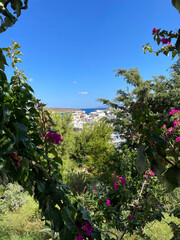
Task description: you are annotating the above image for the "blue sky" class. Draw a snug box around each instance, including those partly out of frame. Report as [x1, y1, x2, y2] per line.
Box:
[1, 0, 180, 108]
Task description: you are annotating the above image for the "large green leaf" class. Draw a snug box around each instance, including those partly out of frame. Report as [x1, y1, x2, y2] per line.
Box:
[172, 0, 180, 13]
[61, 206, 76, 231]
[164, 166, 180, 187]
[14, 122, 27, 143]
[135, 145, 147, 174]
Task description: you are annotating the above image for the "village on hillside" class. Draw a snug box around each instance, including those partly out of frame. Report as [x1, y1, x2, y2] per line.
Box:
[72, 109, 125, 147]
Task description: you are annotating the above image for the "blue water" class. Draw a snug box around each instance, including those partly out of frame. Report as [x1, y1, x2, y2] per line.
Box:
[80, 108, 107, 115]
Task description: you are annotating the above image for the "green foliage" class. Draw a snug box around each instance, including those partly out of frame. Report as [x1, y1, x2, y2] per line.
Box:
[0, 182, 29, 213]
[71, 120, 114, 169]
[0, 0, 28, 33]
[172, 0, 180, 13]
[0, 42, 106, 240]
[65, 170, 87, 195]
[52, 112, 76, 160]
[99, 61, 180, 137]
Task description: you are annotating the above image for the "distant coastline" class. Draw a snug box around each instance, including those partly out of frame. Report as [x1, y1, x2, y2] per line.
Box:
[48, 107, 107, 115]
[48, 108, 81, 113]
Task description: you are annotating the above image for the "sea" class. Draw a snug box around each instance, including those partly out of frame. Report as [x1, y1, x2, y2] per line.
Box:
[80, 108, 107, 115]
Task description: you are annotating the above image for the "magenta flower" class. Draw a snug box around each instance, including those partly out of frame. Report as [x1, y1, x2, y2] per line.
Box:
[117, 176, 127, 184]
[93, 187, 96, 192]
[144, 168, 154, 178]
[114, 183, 118, 191]
[173, 119, 179, 127]
[162, 124, 166, 128]
[128, 215, 133, 220]
[131, 135, 136, 138]
[169, 109, 179, 115]
[76, 234, 84, 240]
[176, 137, 180, 142]
[168, 42, 172, 46]
[121, 178, 127, 184]
[161, 38, 169, 44]
[152, 28, 158, 35]
[106, 199, 111, 206]
[82, 221, 94, 236]
[166, 127, 174, 135]
[46, 132, 63, 144]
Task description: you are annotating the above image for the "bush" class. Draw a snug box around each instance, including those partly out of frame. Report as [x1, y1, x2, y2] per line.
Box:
[0, 183, 30, 213]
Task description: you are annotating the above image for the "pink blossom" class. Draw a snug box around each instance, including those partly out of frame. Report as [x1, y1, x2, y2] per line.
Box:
[46, 132, 63, 144]
[106, 199, 111, 206]
[131, 135, 136, 138]
[128, 215, 133, 220]
[82, 221, 94, 236]
[161, 38, 169, 44]
[144, 168, 154, 178]
[121, 178, 127, 184]
[173, 119, 179, 127]
[168, 42, 172, 46]
[152, 28, 158, 35]
[76, 234, 83, 240]
[114, 183, 118, 191]
[169, 109, 179, 115]
[117, 176, 127, 184]
[166, 127, 174, 135]
[176, 137, 180, 142]
[162, 124, 166, 128]
[93, 187, 96, 192]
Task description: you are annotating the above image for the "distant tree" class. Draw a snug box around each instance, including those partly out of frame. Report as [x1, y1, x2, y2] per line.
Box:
[98, 60, 180, 142]
[52, 112, 76, 159]
[71, 120, 114, 169]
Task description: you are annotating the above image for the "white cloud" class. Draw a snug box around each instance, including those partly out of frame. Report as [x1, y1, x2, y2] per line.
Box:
[29, 78, 34, 82]
[73, 80, 77, 84]
[78, 92, 88, 95]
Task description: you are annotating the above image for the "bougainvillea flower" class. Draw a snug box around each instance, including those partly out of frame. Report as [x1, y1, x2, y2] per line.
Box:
[173, 119, 179, 127]
[152, 28, 158, 35]
[176, 137, 180, 142]
[161, 38, 169, 44]
[106, 199, 111, 206]
[169, 109, 179, 115]
[76, 234, 84, 240]
[127, 215, 133, 220]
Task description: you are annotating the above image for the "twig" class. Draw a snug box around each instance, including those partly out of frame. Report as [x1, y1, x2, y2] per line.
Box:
[29, 160, 52, 181]
[119, 180, 147, 240]
[4, 0, 11, 9]
[101, 230, 119, 240]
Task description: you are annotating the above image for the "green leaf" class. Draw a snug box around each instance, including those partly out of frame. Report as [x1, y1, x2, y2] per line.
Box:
[53, 156, 62, 165]
[151, 157, 165, 181]
[61, 206, 76, 231]
[60, 227, 73, 240]
[172, 0, 180, 13]
[164, 166, 180, 187]
[172, 50, 178, 58]
[135, 145, 147, 174]
[37, 181, 46, 193]
[14, 122, 27, 143]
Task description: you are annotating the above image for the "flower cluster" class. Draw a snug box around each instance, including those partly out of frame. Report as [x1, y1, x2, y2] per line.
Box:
[43, 132, 63, 144]
[106, 199, 111, 206]
[166, 127, 174, 135]
[161, 37, 169, 44]
[169, 109, 179, 115]
[144, 168, 154, 178]
[112, 175, 126, 191]
[76, 221, 94, 240]
[152, 28, 158, 35]
[173, 119, 179, 127]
